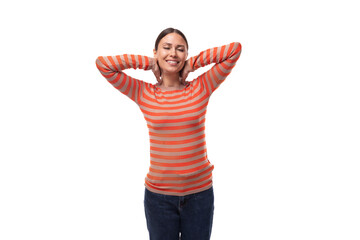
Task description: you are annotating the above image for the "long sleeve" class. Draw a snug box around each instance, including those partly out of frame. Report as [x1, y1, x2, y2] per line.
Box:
[95, 54, 153, 103]
[189, 42, 242, 96]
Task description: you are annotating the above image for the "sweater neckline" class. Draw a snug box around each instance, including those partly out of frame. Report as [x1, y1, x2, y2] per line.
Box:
[155, 82, 189, 92]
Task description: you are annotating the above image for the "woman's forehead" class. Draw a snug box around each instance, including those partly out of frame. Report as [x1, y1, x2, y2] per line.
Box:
[160, 33, 187, 46]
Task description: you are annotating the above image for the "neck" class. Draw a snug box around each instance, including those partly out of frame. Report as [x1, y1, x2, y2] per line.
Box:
[160, 72, 181, 88]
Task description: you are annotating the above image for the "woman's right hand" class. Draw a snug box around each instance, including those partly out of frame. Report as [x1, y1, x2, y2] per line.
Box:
[151, 57, 162, 84]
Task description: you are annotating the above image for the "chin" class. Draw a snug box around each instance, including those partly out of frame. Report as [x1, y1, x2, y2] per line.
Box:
[163, 68, 181, 74]
[159, 66, 181, 74]
[160, 64, 184, 75]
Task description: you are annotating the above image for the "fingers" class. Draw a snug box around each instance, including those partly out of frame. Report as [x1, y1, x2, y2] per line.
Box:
[180, 60, 192, 84]
[180, 72, 188, 85]
[152, 58, 162, 84]
[180, 70, 186, 85]
[181, 68, 190, 85]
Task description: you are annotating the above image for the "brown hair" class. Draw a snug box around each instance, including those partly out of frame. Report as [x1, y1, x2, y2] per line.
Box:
[154, 27, 189, 51]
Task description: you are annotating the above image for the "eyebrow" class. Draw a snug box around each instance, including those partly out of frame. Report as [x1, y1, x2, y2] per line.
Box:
[163, 42, 186, 48]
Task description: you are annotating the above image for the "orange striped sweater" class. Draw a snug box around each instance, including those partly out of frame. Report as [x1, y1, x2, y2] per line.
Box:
[96, 42, 242, 196]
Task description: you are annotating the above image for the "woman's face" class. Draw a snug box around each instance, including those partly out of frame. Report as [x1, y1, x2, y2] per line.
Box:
[153, 33, 188, 75]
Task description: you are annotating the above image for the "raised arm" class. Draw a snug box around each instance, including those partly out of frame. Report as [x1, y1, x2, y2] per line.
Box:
[188, 42, 242, 96]
[95, 54, 155, 103]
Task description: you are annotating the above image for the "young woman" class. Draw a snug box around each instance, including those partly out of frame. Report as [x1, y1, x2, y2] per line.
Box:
[95, 28, 242, 240]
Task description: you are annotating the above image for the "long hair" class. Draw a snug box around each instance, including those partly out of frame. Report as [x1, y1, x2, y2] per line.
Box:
[154, 28, 189, 51]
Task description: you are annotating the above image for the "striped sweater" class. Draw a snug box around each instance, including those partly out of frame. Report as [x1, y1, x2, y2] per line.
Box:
[96, 42, 242, 196]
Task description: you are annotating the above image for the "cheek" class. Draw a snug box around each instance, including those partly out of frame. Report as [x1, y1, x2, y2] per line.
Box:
[177, 53, 187, 68]
[156, 49, 166, 59]
[180, 52, 187, 59]
[179, 61, 186, 69]
[158, 60, 167, 69]
[180, 55, 187, 66]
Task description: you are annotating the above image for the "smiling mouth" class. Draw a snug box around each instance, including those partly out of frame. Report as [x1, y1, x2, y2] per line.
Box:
[166, 60, 180, 66]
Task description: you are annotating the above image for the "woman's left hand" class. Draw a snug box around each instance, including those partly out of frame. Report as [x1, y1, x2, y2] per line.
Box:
[180, 60, 193, 85]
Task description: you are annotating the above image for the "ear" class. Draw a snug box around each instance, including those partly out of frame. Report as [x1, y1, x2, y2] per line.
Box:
[153, 49, 157, 58]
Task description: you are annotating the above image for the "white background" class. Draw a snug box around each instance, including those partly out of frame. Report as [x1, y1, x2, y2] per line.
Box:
[1, 0, 359, 239]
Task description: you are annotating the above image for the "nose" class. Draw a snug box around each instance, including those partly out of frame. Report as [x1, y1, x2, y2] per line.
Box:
[170, 47, 177, 57]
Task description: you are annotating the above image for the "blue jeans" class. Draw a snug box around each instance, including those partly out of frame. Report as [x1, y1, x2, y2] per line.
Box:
[144, 187, 214, 240]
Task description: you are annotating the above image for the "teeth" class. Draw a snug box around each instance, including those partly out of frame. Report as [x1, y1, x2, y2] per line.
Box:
[167, 60, 178, 64]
